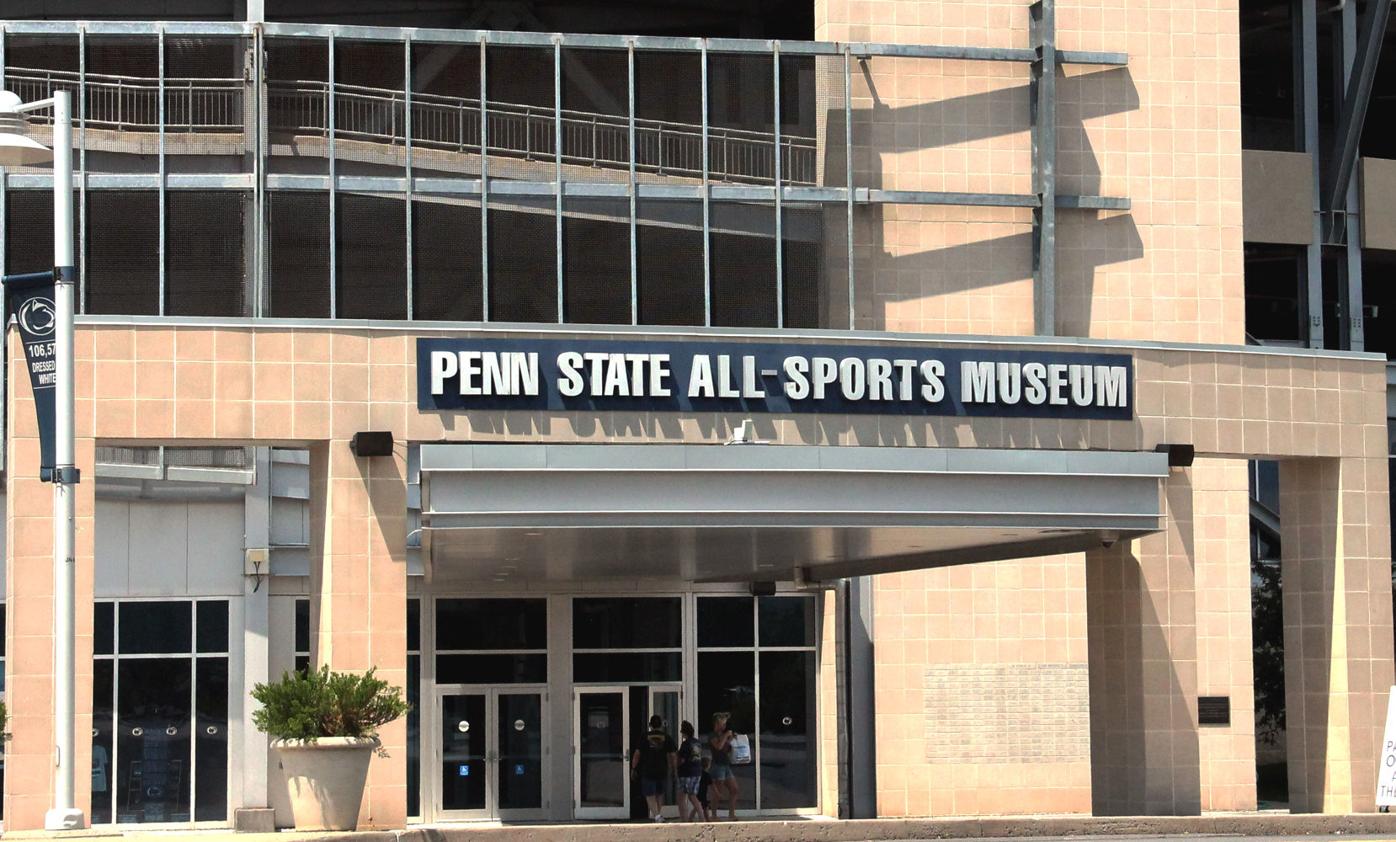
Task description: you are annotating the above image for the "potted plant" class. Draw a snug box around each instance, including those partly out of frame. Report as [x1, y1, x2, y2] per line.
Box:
[252, 666, 409, 831]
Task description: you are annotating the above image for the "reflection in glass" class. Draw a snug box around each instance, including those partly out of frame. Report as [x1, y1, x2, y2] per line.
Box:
[573, 597, 682, 649]
[92, 659, 116, 824]
[758, 595, 816, 647]
[577, 691, 625, 808]
[697, 651, 757, 810]
[196, 601, 230, 654]
[496, 693, 544, 810]
[194, 658, 229, 821]
[440, 694, 487, 812]
[116, 659, 192, 823]
[435, 598, 547, 650]
[120, 601, 191, 655]
[698, 597, 754, 647]
[758, 651, 817, 808]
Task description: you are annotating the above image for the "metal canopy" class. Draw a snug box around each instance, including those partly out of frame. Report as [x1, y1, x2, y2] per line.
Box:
[418, 443, 1168, 584]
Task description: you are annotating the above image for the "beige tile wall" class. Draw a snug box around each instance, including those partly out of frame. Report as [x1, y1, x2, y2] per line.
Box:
[4, 320, 1389, 828]
[1192, 458, 1257, 811]
[873, 558, 1092, 816]
[816, 0, 1244, 343]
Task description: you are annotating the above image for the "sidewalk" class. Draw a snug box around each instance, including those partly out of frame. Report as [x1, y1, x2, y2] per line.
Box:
[10, 813, 1396, 842]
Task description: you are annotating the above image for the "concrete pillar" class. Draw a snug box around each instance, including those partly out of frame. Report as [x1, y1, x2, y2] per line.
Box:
[307, 440, 409, 829]
[1193, 459, 1258, 811]
[1086, 470, 1201, 816]
[3, 332, 95, 830]
[1279, 457, 1395, 813]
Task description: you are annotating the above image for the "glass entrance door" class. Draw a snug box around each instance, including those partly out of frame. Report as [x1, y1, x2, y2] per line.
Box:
[574, 687, 629, 820]
[436, 688, 547, 820]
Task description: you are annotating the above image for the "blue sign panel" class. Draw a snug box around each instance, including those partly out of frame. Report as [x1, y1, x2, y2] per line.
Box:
[417, 338, 1133, 420]
[458, 764, 470, 777]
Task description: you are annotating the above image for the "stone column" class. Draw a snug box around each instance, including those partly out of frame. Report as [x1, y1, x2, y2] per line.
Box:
[3, 332, 95, 830]
[307, 440, 409, 829]
[1086, 470, 1201, 816]
[1192, 458, 1258, 811]
[1279, 456, 1394, 813]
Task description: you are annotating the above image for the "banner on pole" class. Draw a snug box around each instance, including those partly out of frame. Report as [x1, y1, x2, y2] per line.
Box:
[3, 271, 58, 481]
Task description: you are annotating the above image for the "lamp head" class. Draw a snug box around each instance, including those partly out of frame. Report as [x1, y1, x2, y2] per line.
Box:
[0, 91, 55, 167]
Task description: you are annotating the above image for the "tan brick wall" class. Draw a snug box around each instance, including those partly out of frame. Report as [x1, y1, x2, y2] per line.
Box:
[873, 557, 1092, 817]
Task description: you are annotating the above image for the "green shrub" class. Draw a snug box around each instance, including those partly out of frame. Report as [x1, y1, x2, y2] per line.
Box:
[252, 666, 409, 743]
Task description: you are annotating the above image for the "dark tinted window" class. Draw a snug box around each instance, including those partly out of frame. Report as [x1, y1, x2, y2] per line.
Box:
[436, 654, 547, 684]
[574, 652, 682, 683]
[698, 597, 753, 647]
[197, 601, 229, 653]
[436, 598, 546, 651]
[758, 596, 816, 647]
[294, 598, 310, 653]
[1244, 243, 1305, 343]
[119, 601, 191, 655]
[408, 598, 421, 652]
[573, 598, 681, 649]
[95, 602, 115, 655]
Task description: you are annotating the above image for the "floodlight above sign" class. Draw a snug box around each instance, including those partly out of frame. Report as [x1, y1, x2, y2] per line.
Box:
[416, 338, 1133, 420]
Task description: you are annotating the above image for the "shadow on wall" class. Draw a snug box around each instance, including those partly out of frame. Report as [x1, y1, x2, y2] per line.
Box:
[826, 64, 1143, 335]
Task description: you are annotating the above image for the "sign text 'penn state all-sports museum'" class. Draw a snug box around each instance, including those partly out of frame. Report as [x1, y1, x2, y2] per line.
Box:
[417, 338, 1133, 419]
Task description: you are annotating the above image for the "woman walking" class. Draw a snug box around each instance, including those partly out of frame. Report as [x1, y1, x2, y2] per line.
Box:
[707, 712, 740, 820]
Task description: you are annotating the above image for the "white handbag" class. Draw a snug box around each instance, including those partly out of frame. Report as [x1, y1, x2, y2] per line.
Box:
[729, 733, 752, 765]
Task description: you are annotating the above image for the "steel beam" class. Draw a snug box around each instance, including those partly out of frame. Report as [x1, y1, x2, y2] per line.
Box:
[1323, 0, 1391, 224]
[1030, 0, 1058, 336]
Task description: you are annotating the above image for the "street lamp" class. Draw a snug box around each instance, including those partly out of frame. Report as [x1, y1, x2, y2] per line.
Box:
[0, 88, 85, 831]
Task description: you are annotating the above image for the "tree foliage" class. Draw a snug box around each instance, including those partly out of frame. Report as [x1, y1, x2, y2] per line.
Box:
[251, 666, 409, 742]
[1251, 556, 1286, 746]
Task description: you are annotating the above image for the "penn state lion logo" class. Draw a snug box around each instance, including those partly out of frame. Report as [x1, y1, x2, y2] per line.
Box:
[18, 296, 56, 338]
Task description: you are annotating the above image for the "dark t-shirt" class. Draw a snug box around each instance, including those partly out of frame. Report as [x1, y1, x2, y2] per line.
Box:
[639, 728, 676, 779]
[677, 736, 703, 777]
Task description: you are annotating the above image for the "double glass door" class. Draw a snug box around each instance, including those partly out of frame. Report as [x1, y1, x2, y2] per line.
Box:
[574, 684, 683, 820]
[435, 688, 546, 820]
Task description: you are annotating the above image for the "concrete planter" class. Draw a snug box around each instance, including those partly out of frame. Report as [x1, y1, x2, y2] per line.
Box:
[272, 736, 378, 830]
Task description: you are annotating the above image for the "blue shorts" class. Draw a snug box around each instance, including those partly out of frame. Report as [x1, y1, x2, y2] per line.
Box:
[677, 776, 700, 795]
[641, 777, 665, 797]
[709, 764, 734, 781]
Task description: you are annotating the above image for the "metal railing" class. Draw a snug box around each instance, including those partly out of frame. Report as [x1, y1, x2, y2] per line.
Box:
[4, 65, 814, 183]
[5, 67, 244, 132]
[269, 79, 817, 184]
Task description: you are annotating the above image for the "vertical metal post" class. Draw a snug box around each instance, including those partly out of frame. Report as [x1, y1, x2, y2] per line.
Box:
[554, 38, 564, 324]
[327, 34, 337, 317]
[1300, 0, 1324, 348]
[78, 26, 86, 313]
[628, 41, 638, 325]
[845, 47, 855, 330]
[1341, 1, 1363, 351]
[1295, 0, 1317, 347]
[254, 27, 265, 317]
[46, 89, 85, 832]
[1029, 0, 1057, 336]
[157, 27, 166, 315]
[405, 36, 414, 320]
[701, 42, 711, 326]
[480, 37, 489, 320]
[773, 43, 783, 328]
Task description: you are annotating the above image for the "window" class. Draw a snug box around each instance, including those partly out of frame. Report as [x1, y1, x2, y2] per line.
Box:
[573, 597, 684, 683]
[407, 598, 422, 818]
[1244, 243, 1307, 344]
[435, 598, 547, 684]
[696, 594, 818, 810]
[92, 599, 230, 825]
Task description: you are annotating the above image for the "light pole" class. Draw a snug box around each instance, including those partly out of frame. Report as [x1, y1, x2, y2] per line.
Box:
[0, 88, 85, 831]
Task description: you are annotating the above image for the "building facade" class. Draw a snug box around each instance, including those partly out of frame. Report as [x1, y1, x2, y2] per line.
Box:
[1, 0, 1393, 831]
